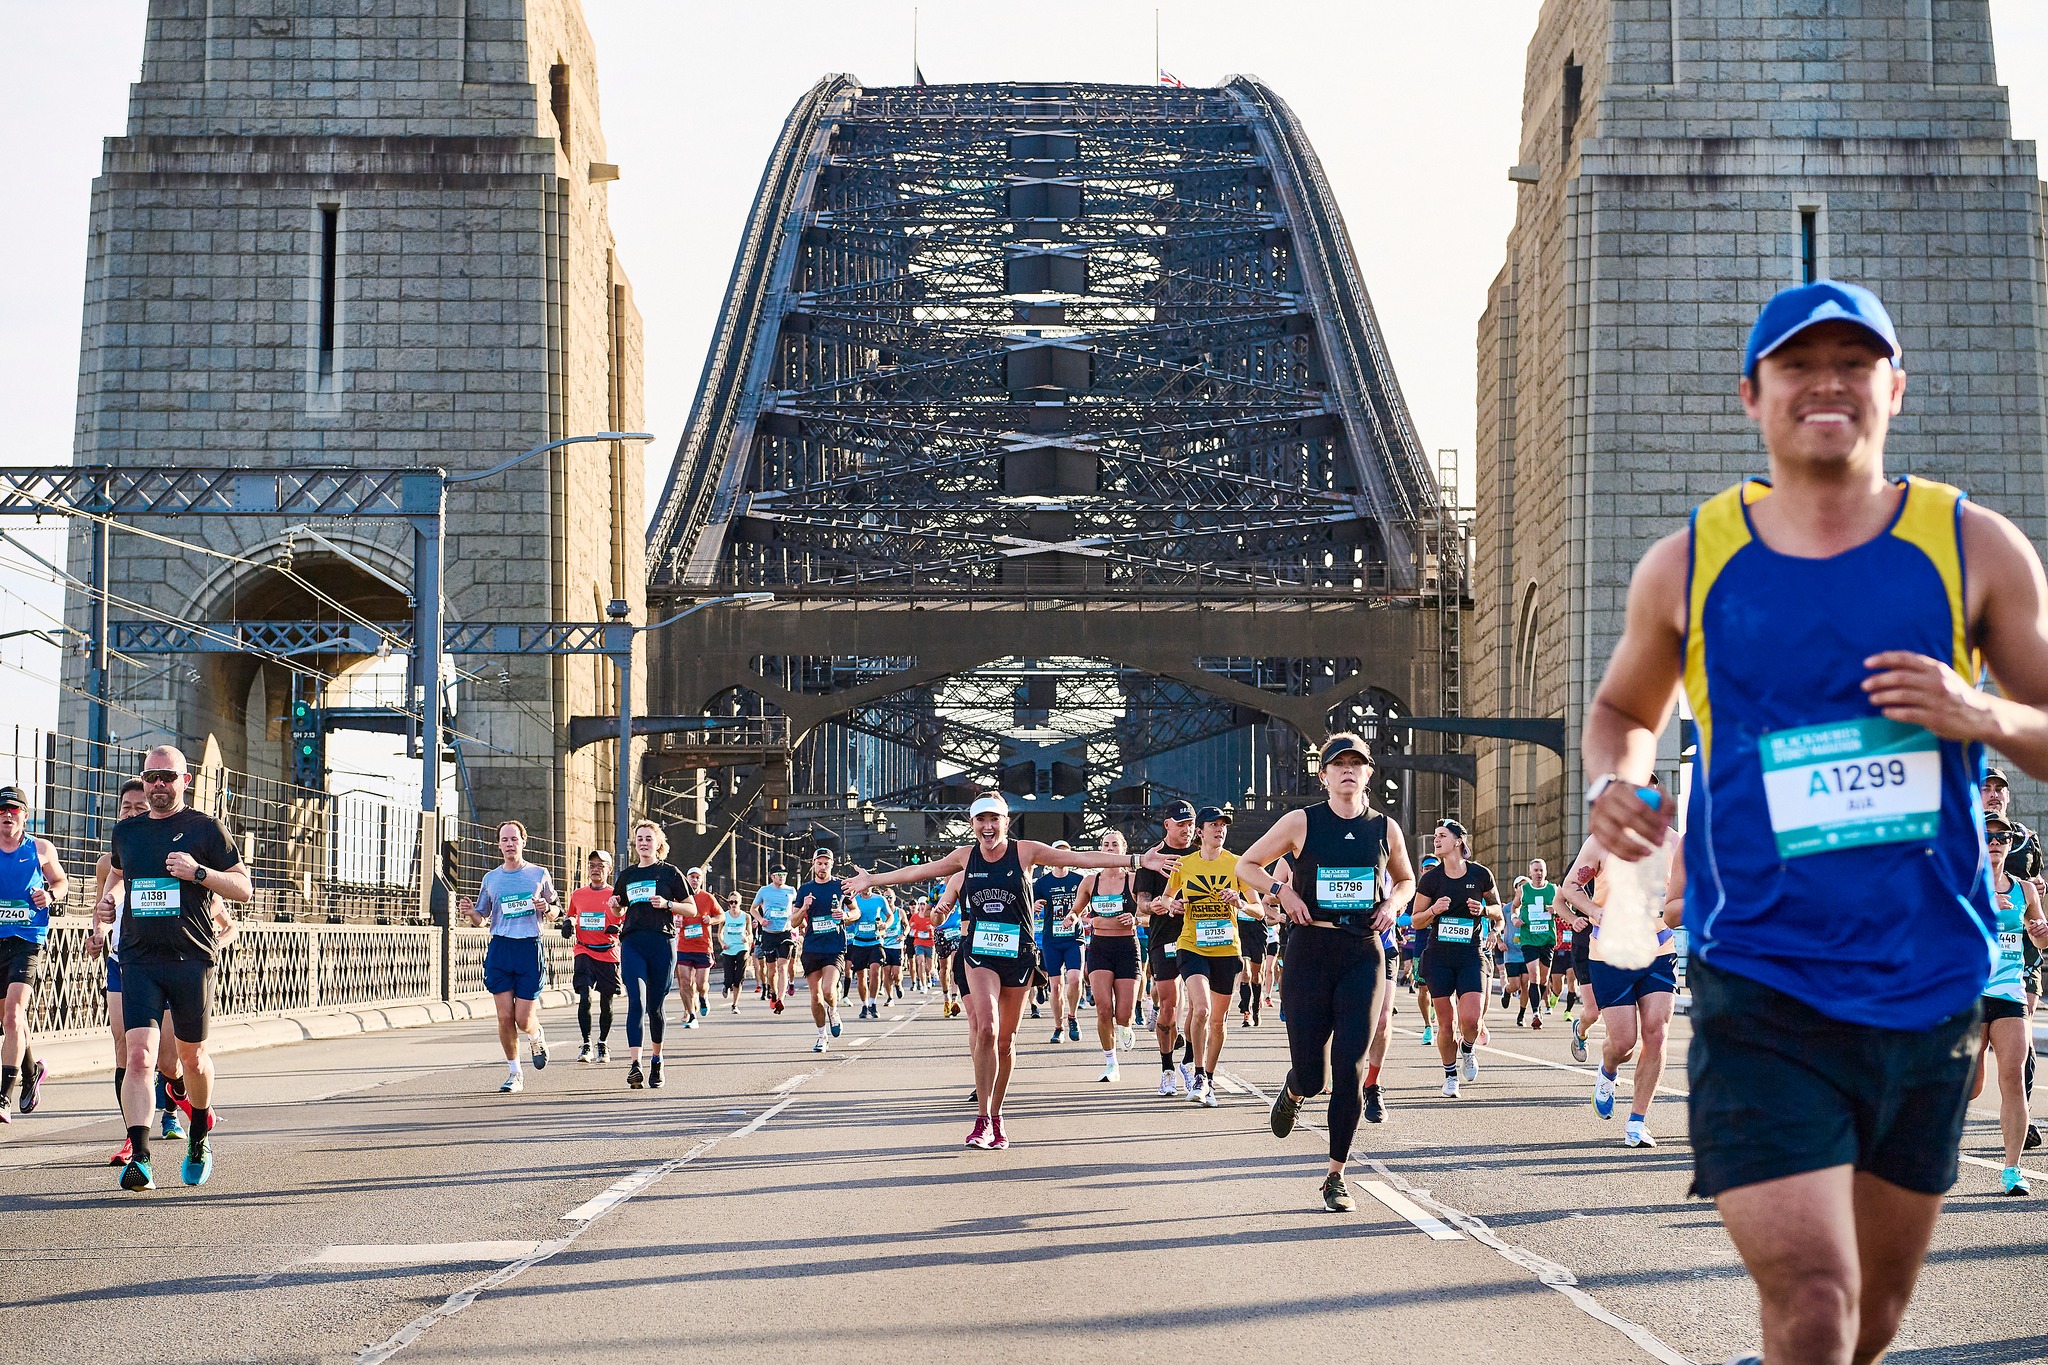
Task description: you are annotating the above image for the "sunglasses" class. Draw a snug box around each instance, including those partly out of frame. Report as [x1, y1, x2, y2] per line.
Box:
[141, 769, 183, 784]
[1988, 832, 2013, 845]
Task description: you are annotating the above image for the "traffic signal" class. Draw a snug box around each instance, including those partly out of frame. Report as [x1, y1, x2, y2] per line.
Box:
[288, 683, 325, 789]
[906, 849, 924, 865]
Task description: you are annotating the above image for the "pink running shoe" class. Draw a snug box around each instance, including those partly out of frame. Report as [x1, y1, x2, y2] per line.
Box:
[987, 1117, 1010, 1150]
[965, 1116, 992, 1148]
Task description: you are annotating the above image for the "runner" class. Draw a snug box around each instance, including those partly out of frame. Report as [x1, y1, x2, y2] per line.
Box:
[907, 897, 936, 993]
[845, 794, 1177, 1148]
[845, 870, 887, 1020]
[1514, 858, 1559, 1027]
[795, 850, 852, 1052]
[1159, 806, 1249, 1107]
[1236, 881, 1270, 1028]
[673, 866, 722, 1028]
[1983, 768, 2045, 1147]
[750, 869, 797, 1014]
[611, 821, 684, 1089]
[0, 784, 67, 1123]
[1584, 822, 1684, 1147]
[1410, 855, 1439, 1045]
[1077, 830, 1140, 1082]
[1495, 914, 1528, 1023]
[1557, 838, 1606, 1061]
[718, 891, 751, 1012]
[1033, 845, 1086, 1044]
[86, 779, 151, 1162]
[1236, 733, 1416, 1212]
[1976, 815, 2046, 1191]
[879, 890, 907, 1004]
[934, 871, 965, 1018]
[460, 819, 561, 1095]
[1137, 800, 1199, 1097]
[94, 745, 251, 1190]
[1412, 820, 1499, 1097]
[568, 851, 621, 1062]
[1584, 280, 2048, 1364]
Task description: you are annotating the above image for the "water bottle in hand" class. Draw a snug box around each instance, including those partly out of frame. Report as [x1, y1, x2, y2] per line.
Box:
[1598, 788, 1672, 971]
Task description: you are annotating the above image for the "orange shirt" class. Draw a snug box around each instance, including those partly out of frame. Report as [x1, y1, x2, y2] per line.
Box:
[570, 886, 622, 962]
[675, 889, 722, 951]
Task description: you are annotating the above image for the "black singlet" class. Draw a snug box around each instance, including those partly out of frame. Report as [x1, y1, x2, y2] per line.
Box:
[962, 841, 1029, 933]
[1138, 838, 1195, 939]
[1288, 802, 1388, 935]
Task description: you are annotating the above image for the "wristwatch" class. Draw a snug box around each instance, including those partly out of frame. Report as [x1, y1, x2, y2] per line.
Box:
[193, 866, 209, 884]
[1583, 773, 1622, 807]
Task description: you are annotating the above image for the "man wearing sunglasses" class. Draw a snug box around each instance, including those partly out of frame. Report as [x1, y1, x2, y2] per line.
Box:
[94, 746, 251, 1191]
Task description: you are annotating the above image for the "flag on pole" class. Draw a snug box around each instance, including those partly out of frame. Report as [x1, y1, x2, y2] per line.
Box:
[915, 60, 928, 86]
[1158, 69, 1186, 88]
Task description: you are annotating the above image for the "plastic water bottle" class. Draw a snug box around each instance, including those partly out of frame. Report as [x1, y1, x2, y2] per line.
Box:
[1598, 788, 1672, 971]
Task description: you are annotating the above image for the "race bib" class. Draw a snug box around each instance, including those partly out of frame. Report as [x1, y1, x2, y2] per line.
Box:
[1162, 941, 1177, 957]
[1053, 916, 1078, 937]
[499, 893, 536, 922]
[972, 922, 1021, 958]
[579, 910, 608, 930]
[1193, 917, 1235, 948]
[1759, 717, 1941, 859]
[764, 909, 790, 931]
[627, 882, 656, 904]
[1527, 907, 1552, 930]
[1436, 916, 1476, 944]
[1266, 924, 1280, 945]
[683, 924, 705, 939]
[0, 899, 30, 924]
[1316, 866, 1375, 911]
[131, 876, 181, 918]
[1999, 930, 2024, 961]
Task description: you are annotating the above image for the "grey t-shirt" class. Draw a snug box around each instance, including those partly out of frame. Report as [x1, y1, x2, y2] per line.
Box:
[478, 863, 556, 939]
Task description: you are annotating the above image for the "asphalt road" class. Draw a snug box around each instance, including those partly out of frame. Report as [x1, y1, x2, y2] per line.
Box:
[3, 981, 2043, 1364]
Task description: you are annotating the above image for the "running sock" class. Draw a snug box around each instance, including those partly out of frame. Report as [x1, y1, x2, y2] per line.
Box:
[167, 1074, 187, 1102]
[113, 1066, 126, 1107]
[191, 1106, 211, 1138]
[0, 1066, 15, 1098]
[1442, 1063, 1457, 1079]
[1104, 1049, 1116, 1063]
[1628, 1111, 1646, 1124]
[16, 1048, 30, 1095]
[1459, 1041, 1473, 1055]
[128, 1125, 150, 1163]
[1160, 1050, 1175, 1071]
[1181, 1037, 1195, 1065]
[1194, 1067, 1208, 1082]
[1363, 1064, 1381, 1087]
[1599, 1066, 1616, 1082]
[154, 1074, 170, 1110]
[506, 1058, 521, 1077]
[578, 997, 594, 1042]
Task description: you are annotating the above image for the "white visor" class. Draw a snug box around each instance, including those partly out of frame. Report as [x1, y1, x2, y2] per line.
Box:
[968, 795, 1009, 818]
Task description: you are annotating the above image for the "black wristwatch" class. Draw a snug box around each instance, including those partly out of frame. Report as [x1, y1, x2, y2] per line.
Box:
[193, 866, 209, 884]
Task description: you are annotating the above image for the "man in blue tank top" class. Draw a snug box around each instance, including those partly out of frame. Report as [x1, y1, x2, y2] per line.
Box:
[0, 785, 70, 1123]
[1585, 280, 2048, 1365]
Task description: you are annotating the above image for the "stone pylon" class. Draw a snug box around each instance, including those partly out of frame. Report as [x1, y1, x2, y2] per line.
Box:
[1474, 0, 2048, 865]
[60, 0, 644, 877]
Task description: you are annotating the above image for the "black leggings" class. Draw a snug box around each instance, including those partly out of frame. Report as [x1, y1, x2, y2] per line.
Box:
[1279, 925, 1384, 1164]
[577, 991, 614, 1043]
[620, 930, 672, 1048]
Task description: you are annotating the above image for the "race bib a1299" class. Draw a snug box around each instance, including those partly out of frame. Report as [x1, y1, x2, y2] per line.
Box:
[1760, 717, 1941, 859]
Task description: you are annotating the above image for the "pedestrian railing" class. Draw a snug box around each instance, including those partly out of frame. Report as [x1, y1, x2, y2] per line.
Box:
[29, 917, 577, 1042]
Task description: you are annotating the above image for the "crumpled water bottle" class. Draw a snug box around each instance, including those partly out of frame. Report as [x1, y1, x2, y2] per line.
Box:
[1598, 788, 1672, 971]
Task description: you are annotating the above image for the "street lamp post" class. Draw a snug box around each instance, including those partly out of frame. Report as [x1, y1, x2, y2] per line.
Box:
[607, 592, 774, 874]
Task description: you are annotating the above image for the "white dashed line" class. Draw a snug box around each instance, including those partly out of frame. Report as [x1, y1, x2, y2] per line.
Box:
[561, 1165, 667, 1222]
[311, 1241, 548, 1265]
[1359, 1180, 1463, 1240]
[770, 1073, 809, 1095]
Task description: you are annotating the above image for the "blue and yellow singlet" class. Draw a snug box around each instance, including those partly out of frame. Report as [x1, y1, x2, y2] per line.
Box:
[1682, 475, 1994, 1028]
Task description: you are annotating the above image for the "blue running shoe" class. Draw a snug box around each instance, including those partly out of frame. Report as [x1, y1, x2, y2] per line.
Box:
[181, 1136, 213, 1187]
[1419, 1025, 1434, 1046]
[1593, 1069, 1616, 1120]
[160, 1107, 185, 1141]
[829, 1015, 843, 1038]
[120, 1158, 155, 1191]
[2003, 1166, 2031, 1196]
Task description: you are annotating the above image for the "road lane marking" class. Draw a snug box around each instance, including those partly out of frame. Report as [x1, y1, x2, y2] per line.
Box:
[1957, 1152, 2048, 1183]
[771, 1073, 810, 1094]
[1359, 1180, 1463, 1240]
[1222, 1068, 1692, 1365]
[850, 1037, 872, 1047]
[562, 1165, 667, 1222]
[311, 1242, 548, 1265]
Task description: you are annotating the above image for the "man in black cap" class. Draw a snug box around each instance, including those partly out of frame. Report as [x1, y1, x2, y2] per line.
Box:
[1983, 767, 2044, 1147]
[1136, 799, 1199, 1096]
[0, 784, 70, 1122]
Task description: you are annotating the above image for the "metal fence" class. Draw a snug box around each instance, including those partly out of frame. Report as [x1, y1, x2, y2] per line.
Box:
[15, 727, 577, 926]
[30, 917, 577, 1040]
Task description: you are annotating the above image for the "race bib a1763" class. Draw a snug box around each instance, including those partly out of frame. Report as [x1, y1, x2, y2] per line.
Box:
[1759, 717, 1941, 859]
[972, 922, 1020, 958]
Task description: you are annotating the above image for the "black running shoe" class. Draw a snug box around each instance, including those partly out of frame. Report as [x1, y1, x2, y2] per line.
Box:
[1321, 1173, 1355, 1212]
[1363, 1083, 1386, 1124]
[626, 1061, 645, 1090]
[2029, 1123, 2043, 1152]
[648, 1056, 665, 1089]
[18, 1059, 44, 1114]
[1270, 1088, 1301, 1139]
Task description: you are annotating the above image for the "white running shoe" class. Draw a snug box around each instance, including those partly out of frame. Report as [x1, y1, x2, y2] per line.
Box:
[1186, 1074, 1207, 1105]
[1099, 1057, 1120, 1083]
[1624, 1119, 1656, 1148]
[1177, 1061, 1195, 1094]
[1158, 1071, 1177, 1097]
[1441, 1076, 1459, 1099]
[1460, 1049, 1478, 1082]
[1199, 1081, 1219, 1108]
[1117, 1024, 1136, 1052]
[813, 1035, 828, 1053]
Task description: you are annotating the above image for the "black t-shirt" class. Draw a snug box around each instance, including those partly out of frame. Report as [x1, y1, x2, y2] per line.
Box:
[616, 862, 688, 937]
[1136, 839, 1194, 931]
[112, 807, 241, 965]
[797, 878, 848, 952]
[1417, 861, 1495, 965]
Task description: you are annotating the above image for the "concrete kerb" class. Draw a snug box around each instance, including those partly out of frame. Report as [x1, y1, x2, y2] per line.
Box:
[32, 987, 575, 1080]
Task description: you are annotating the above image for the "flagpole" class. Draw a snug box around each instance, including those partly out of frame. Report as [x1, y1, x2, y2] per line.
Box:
[914, 7, 920, 82]
[1154, 8, 1160, 83]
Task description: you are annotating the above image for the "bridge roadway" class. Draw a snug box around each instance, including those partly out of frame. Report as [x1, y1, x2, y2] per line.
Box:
[2, 989, 2040, 1364]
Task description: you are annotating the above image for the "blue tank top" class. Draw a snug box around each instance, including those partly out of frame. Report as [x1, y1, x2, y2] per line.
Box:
[1987, 877, 2028, 1004]
[851, 893, 886, 946]
[940, 905, 961, 936]
[880, 902, 904, 949]
[1683, 477, 1994, 1028]
[0, 836, 46, 944]
[721, 914, 748, 955]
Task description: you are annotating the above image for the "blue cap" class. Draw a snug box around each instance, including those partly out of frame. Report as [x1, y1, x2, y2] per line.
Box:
[1743, 280, 1901, 378]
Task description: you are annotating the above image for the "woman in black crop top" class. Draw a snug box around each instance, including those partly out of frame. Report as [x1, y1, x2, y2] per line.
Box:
[1233, 733, 1417, 1213]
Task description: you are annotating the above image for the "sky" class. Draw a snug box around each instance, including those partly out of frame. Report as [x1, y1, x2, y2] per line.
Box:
[3, 0, 2047, 755]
